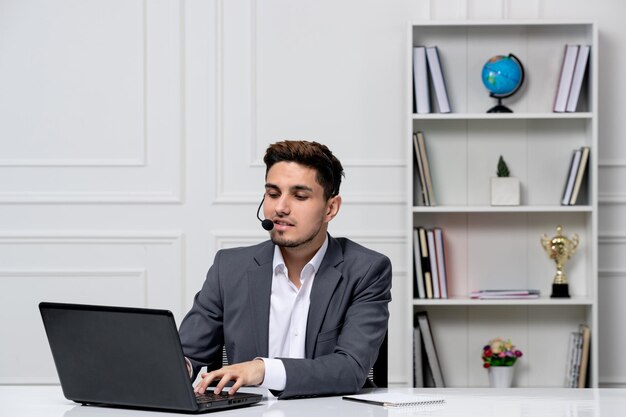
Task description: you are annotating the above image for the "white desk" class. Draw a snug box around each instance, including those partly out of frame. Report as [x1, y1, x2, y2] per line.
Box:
[1, 386, 625, 417]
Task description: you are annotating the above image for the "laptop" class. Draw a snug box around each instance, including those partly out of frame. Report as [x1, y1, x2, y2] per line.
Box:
[39, 302, 263, 413]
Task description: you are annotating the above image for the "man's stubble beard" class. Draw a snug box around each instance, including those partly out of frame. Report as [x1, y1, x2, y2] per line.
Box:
[270, 221, 325, 249]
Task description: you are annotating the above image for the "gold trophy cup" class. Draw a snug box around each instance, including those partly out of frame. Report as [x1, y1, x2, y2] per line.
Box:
[541, 225, 579, 298]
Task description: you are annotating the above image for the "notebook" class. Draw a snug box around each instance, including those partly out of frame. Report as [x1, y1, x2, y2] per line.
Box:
[39, 302, 263, 413]
[343, 393, 445, 408]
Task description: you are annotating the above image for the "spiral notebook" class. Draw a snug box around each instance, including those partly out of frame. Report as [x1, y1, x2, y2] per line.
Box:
[343, 393, 445, 408]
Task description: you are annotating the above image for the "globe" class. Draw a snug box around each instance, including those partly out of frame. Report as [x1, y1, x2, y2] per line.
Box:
[481, 53, 525, 112]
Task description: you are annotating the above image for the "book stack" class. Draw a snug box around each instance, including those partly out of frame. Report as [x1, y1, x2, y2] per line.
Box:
[413, 227, 448, 299]
[554, 44, 591, 112]
[565, 324, 591, 388]
[561, 146, 590, 205]
[412, 131, 436, 206]
[470, 289, 540, 299]
[413, 311, 445, 388]
[412, 46, 451, 114]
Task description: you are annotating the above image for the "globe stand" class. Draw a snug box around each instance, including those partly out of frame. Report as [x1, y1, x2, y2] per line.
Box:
[487, 97, 513, 113]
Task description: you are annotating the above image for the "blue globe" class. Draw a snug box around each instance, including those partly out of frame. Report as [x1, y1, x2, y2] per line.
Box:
[481, 55, 523, 97]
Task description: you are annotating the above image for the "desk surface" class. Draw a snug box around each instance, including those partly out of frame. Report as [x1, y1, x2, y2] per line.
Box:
[1, 386, 625, 417]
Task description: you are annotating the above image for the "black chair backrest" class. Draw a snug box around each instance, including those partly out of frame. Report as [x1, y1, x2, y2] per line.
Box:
[370, 331, 388, 388]
[219, 331, 389, 388]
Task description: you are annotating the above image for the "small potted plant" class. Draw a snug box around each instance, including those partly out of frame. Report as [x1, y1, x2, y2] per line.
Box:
[482, 337, 523, 388]
[491, 155, 520, 205]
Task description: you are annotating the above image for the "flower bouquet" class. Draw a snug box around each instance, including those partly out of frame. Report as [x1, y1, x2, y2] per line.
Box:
[482, 337, 523, 368]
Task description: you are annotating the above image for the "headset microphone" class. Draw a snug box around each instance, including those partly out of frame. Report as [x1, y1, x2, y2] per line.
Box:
[256, 196, 274, 231]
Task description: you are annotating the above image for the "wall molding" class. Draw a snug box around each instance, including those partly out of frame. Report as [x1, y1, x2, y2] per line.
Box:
[0, 1, 147, 169]
[0, 231, 182, 245]
[0, 0, 185, 204]
[214, 0, 404, 203]
[599, 234, 626, 245]
[0, 191, 182, 204]
[598, 269, 626, 278]
[0, 268, 146, 279]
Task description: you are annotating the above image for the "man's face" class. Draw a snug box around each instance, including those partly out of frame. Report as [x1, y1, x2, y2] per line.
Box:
[264, 161, 340, 250]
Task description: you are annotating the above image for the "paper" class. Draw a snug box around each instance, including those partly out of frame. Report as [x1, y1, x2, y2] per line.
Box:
[343, 393, 445, 408]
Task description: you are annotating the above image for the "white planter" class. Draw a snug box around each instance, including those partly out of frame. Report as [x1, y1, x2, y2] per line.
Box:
[491, 177, 520, 206]
[488, 365, 515, 388]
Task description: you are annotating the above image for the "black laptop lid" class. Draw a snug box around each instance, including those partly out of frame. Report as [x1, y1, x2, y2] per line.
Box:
[39, 302, 198, 412]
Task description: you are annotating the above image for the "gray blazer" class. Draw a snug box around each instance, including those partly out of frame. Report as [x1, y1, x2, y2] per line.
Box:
[178, 234, 392, 399]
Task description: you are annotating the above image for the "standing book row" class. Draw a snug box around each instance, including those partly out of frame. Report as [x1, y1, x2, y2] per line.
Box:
[413, 227, 448, 299]
[565, 324, 591, 388]
[412, 131, 436, 206]
[413, 311, 445, 388]
[412, 46, 451, 114]
[561, 146, 590, 205]
[554, 44, 591, 112]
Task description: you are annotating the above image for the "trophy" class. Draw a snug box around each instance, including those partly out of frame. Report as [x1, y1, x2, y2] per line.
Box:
[541, 225, 579, 298]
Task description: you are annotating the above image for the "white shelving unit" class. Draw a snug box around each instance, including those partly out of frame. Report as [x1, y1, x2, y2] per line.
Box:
[406, 21, 598, 388]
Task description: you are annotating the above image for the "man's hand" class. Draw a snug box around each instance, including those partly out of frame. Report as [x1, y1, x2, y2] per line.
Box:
[194, 359, 265, 396]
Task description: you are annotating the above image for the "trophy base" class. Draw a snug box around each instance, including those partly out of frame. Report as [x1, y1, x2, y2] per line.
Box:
[550, 283, 570, 298]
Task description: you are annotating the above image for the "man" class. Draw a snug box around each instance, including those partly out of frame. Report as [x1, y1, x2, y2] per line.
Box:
[179, 140, 392, 399]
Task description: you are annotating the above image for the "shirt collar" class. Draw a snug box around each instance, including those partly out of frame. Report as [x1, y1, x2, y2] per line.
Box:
[272, 234, 329, 275]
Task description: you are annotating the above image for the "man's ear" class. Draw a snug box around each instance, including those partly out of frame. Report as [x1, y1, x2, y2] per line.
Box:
[325, 195, 342, 222]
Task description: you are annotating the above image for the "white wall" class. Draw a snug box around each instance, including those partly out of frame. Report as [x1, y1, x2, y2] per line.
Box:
[1, 0, 625, 386]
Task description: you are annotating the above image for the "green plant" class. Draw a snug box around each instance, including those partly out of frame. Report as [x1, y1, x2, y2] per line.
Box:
[482, 337, 523, 368]
[496, 155, 510, 177]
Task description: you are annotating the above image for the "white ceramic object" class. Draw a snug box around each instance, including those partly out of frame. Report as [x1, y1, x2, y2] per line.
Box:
[488, 365, 515, 388]
[491, 177, 520, 206]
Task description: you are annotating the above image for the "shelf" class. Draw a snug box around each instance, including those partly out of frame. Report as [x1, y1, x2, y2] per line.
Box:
[411, 205, 593, 213]
[412, 296, 594, 306]
[412, 112, 593, 120]
[407, 20, 598, 388]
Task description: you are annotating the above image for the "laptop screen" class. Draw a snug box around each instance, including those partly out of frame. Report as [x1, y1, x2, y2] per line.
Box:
[40, 303, 203, 411]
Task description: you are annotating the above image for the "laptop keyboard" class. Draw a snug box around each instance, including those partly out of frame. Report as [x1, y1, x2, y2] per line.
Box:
[195, 392, 232, 404]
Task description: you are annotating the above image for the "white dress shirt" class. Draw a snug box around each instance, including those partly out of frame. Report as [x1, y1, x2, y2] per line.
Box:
[259, 236, 329, 391]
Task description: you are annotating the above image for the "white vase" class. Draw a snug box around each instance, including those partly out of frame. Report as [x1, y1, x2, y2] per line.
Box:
[491, 177, 520, 206]
[488, 365, 515, 388]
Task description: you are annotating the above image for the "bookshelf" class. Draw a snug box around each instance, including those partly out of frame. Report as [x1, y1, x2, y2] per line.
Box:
[406, 21, 598, 388]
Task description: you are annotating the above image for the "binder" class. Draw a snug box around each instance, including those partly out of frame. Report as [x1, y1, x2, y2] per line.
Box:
[425, 46, 451, 113]
[554, 45, 579, 112]
[566, 45, 591, 112]
[413, 46, 431, 114]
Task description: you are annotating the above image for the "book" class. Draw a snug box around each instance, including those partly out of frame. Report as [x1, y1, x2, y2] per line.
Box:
[577, 324, 591, 388]
[554, 45, 579, 112]
[416, 311, 445, 387]
[564, 331, 577, 387]
[426, 229, 440, 298]
[343, 393, 445, 408]
[416, 131, 436, 206]
[425, 46, 451, 113]
[434, 228, 448, 299]
[418, 227, 433, 298]
[561, 149, 582, 205]
[566, 330, 583, 388]
[566, 45, 591, 112]
[470, 289, 540, 299]
[569, 146, 590, 205]
[413, 46, 431, 114]
[412, 134, 429, 206]
[413, 324, 424, 387]
[413, 228, 426, 299]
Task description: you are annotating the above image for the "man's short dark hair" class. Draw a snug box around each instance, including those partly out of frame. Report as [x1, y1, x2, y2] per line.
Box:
[264, 140, 345, 200]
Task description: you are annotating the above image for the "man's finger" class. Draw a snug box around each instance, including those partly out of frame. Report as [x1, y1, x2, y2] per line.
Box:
[213, 373, 232, 395]
[195, 372, 216, 394]
[228, 379, 243, 396]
